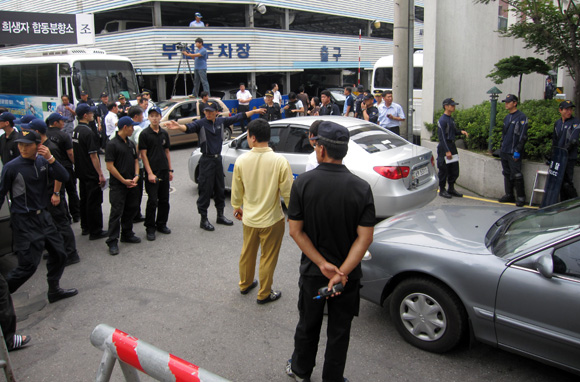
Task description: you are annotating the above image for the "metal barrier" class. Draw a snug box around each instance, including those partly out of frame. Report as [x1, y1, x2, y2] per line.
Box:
[90, 324, 231, 382]
[0, 327, 15, 382]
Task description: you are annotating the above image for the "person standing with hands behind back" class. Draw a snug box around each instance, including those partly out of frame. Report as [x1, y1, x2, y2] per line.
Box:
[437, 98, 469, 199]
[286, 121, 375, 382]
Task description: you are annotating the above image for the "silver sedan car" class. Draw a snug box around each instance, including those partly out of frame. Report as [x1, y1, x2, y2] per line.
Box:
[361, 198, 580, 375]
[188, 116, 438, 218]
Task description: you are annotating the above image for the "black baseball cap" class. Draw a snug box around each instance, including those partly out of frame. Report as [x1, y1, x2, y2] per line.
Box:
[80, 90, 88, 96]
[312, 121, 349, 145]
[203, 102, 218, 112]
[501, 94, 518, 103]
[148, 106, 162, 115]
[100, 92, 108, 98]
[28, 119, 48, 134]
[14, 129, 41, 144]
[363, 94, 374, 101]
[442, 98, 459, 106]
[76, 104, 96, 117]
[46, 112, 67, 124]
[559, 100, 576, 109]
[265, 90, 274, 97]
[0, 112, 16, 122]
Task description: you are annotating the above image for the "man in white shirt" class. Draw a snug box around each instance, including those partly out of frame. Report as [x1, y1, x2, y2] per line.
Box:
[272, 83, 282, 105]
[104, 102, 119, 144]
[381, 90, 406, 136]
[189, 12, 205, 27]
[236, 83, 252, 133]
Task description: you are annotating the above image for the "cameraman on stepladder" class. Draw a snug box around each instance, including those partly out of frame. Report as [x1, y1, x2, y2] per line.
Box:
[181, 38, 210, 98]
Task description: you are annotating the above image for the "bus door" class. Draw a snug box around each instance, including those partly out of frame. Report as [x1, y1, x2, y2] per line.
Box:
[59, 63, 74, 100]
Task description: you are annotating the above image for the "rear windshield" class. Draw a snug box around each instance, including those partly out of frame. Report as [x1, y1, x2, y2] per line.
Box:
[157, 100, 177, 116]
[349, 124, 408, 153]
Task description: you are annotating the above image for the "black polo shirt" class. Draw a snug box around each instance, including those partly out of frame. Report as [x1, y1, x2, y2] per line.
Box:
[105, 135, 138, 187]
[72, 123, 100, 181]
[0, 129, 20, 165]
[288, 163, 375, 280]
[138, 125, 170, 173]
[42, 138, 60, 193]
[318, 102, 341, 116]
[46, 126, 73, 168]
[365, 106, 379, 124]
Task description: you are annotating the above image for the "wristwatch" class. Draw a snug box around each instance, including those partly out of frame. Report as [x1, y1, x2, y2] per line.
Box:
[169, 169, 174, 173]
[53, 192, 60, 196]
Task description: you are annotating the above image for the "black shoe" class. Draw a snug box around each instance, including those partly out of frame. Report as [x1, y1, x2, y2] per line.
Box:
[65, 255, 80, 266]
[72, 216, 80, 223]
[89, 230, 108, 240]
[240, 280, 258, 295]
[448, 189, 463, 198]
[257, 290, 281, 305]
[146, 230, 156, 241]
[121, 236, 142, 244]
[81, 229, 89, 236]
[200, 217, 215, 231]
[439, 189, 452, 199]
[133, 215, 146, 223]
[498, 194, 515, 203]
[47, 287, 78, 303]
[216, 215, 234, 226]
[108, 243, 120, 256]
[156, 226, 172, 234]
[515, 199, 525, 207]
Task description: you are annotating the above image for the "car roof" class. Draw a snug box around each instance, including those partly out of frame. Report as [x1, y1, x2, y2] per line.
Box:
[269, 115, 372, 129]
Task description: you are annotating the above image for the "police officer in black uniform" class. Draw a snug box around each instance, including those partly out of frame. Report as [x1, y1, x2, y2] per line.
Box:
[117, 94, 131, 118]
[166, 102, 266, 231]
[0, 129, 78, 302]
[259, 90, 282, 121]
[437, 98, 469, 199]
[0, 112, 19, 164]
[318, 90, 341, 116]
[73, 104, 108, 239]
[353, 84, 365, 118]
[361, 94, 379, 124]
[78, 90, 99, 139]
[96, 92, 110, 150]
[105, 116, 142, 255]
[552, 100, 580, 201]
[498, 94, 528, 207]
[46, 112, 81, 222]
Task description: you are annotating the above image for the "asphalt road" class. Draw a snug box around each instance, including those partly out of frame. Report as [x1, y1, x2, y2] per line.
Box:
[3, 143, 577, 381]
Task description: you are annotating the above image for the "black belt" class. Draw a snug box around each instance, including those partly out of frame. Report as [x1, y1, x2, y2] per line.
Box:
[17, 209, 43, 216]
[202, 154, 220, 158]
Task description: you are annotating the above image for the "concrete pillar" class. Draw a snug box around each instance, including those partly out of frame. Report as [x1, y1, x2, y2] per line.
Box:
[250, 72, 257, 98]
[284, 9, 290, 30]
[285, 72, 291, 93]
[156, 75, 166, 101]
[394, 0, 410, 140]
[247, 5, 254, 28]
[152, 2, 162, 27]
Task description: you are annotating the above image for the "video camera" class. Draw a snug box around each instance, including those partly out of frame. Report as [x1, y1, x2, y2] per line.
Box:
[175, 42, 188, 51]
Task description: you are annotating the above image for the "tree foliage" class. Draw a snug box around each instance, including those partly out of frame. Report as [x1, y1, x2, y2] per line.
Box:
[487, 55, 551, 100]
[475, 0, 580, 107]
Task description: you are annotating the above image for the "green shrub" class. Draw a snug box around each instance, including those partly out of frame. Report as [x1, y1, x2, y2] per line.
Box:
[425, 99, 562, 162]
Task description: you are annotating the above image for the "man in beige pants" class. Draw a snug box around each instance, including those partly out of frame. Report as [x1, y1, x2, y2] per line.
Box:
[231, 118, 293, 304]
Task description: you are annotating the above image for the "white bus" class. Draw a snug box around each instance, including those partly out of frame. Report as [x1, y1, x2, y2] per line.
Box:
[371, 51, 423, 135]
[0, 48, 140, 120]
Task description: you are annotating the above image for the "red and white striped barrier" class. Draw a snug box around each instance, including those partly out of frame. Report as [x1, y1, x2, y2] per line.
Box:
[90, 324, 231, 382]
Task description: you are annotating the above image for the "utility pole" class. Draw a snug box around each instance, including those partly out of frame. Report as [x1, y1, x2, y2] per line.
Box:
[393, 0, 414, 141]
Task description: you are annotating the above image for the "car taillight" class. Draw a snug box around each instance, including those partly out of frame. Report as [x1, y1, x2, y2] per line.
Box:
[431, 155, 435, 167]
[373, 166, 410, 180]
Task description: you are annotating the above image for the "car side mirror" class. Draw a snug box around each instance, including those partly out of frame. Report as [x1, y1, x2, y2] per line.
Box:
[230, 140, 238, 148]
[535, 252, 554, 279]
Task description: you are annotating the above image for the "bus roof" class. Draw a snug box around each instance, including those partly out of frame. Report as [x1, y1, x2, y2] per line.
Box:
[0, 48, 132, 66]
[373, 50, 424, 69]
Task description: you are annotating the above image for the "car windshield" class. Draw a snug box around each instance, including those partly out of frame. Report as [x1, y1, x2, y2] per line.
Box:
[157, 100, 177, 117]
[349, 124, 408, 153]
[489, 198, 580, 259]
[329, 90, 346, 102]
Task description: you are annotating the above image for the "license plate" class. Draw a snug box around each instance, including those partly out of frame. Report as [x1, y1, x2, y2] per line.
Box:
[413, 166, 429, 179]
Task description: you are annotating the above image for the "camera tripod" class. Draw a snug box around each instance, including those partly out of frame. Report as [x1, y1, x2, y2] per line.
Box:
[171, 47, 196, 98]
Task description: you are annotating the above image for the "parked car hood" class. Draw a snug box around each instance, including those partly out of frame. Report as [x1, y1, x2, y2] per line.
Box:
[373, 205, 517, 255]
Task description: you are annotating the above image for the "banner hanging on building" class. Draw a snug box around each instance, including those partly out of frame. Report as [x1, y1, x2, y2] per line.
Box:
[0, 11, 94, 45]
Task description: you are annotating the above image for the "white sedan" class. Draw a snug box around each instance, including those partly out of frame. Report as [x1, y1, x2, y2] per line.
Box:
[188, 116, 438, 218]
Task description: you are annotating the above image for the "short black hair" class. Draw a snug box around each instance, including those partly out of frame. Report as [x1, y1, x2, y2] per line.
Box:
[298, 85, 305, 93]
[200, 91, 209, 98]
[384, 90, 393, 95]
[128, 106, 143, 118]
[320, 90, 331, 98]
[61, 94, 70, 101]
[344, 87, 352, 94]
[311, 96, 320, 105]
[195, 37, 203, 44]
[239, 82, 245, 87]
[247, 118, 270, 143]
[319, 140, 348, 160]
[288, 92, 297, 100]
[310, 120, 322, 136]
[107, 101, 117, 111]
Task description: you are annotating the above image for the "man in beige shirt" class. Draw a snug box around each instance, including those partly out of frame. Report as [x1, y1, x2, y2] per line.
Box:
[231, 118, 293, 304]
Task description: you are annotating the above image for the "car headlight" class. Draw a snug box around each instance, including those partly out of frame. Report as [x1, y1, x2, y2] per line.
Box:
[362, 250, 372, 261]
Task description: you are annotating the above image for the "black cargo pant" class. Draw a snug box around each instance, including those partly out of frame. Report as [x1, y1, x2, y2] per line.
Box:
[78, 178, 104, 235]
[6, 211, 66, 293]
[144, 169, 170, 231]
[197, 155, 225, 217]
[46, 194, 78, 261]
[238, 105, 250, 132]
[0, 274, 16, 348]
[437, 142, 459, 190]
[291, 276, 360, 382]
[107, 183, 140, 244]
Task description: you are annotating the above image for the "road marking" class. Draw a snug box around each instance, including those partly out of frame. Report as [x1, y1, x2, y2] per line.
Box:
[438, 191, 539, 209]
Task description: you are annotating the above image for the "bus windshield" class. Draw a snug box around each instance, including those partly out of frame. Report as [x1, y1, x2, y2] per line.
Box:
[373, 67, 423, 90]
[74, 60, 139, 101]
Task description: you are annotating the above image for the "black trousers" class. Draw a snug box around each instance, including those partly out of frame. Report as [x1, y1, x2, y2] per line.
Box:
[561, 161, 578, 201]
[0, 274, 16, 347]
[197, 156, 225, 217]
[46, 195, 78, 261]
[238, 105, 250, 132]
[64, 166, 80, 219]
[107, 183, 140, 244]
[291, 276, 360, 382]
[437, 143, 459, 189]
[78, 178, 104, 235]
[144, 169, 170, 231]
[6, 211, 66, 293]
